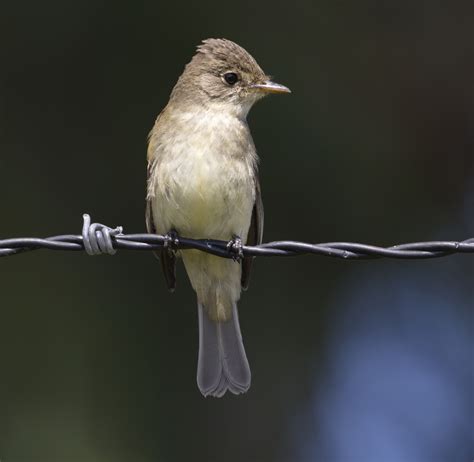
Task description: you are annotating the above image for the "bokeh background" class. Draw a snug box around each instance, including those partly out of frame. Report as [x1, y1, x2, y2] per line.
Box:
[0, 1, 473, 461]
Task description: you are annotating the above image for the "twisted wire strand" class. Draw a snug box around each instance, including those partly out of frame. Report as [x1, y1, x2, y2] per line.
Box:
[0, 214, 473, 260]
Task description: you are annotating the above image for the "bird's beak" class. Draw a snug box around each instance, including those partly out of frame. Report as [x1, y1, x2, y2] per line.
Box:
[251, 80, 291, 94]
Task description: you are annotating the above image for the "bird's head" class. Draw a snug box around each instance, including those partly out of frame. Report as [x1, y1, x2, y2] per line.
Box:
[170, 38, 290, 117]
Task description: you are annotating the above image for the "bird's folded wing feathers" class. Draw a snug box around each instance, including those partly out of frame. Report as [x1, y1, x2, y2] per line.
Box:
[146, 157, 177, 292]
[241, 175, 264, 291]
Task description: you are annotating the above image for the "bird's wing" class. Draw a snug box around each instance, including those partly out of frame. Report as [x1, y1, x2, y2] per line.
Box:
[241, 175, 264, 291]
[146, 120, 177, 292]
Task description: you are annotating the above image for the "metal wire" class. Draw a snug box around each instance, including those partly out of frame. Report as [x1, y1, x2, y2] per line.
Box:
[0, 213, 473, 260]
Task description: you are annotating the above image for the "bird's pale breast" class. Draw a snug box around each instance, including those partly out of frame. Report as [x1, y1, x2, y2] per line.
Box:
[149, 109, 256, 242]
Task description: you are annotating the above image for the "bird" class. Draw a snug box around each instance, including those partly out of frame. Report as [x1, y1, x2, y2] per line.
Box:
[146, 38, 290, 397]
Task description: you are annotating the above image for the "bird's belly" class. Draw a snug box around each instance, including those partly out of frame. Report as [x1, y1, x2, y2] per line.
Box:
[153, 150, 255, 241]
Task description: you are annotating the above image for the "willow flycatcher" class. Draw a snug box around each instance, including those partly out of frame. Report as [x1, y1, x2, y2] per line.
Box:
[146, 38, 290, 397]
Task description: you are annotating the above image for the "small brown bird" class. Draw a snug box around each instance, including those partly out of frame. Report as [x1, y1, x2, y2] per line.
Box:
[146, 38, 290, 397]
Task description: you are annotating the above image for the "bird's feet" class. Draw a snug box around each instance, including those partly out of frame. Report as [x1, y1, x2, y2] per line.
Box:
[164, 229, 179, 253]
[227, 234, 244, 262]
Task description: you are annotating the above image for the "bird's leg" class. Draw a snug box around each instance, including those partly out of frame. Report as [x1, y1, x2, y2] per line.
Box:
[164, 229, 180, 254]
[227, 234, 244, 262]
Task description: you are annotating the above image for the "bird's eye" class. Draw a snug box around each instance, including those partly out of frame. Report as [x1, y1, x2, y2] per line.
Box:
[223, 72, 239, 85]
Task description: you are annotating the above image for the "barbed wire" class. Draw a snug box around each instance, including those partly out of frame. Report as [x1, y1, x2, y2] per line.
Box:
[0, 214, 473, 260]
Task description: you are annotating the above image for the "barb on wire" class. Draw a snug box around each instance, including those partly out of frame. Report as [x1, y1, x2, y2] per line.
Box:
[0, 214, 473, 261]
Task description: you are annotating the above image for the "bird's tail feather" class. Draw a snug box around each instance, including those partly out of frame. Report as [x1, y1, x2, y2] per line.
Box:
[197, 301, 251, 397]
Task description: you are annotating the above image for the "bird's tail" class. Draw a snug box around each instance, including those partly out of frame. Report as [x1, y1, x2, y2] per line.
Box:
[197, 301, 251, 397]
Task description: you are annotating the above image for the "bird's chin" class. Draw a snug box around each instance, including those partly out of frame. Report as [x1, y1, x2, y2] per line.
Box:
[239, 93, 266, 116]
[206, 92, 264, 118]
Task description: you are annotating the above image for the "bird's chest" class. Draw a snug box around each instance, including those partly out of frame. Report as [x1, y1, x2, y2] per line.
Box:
[153, 117, 255, 239]
[169, 146, 242, 213]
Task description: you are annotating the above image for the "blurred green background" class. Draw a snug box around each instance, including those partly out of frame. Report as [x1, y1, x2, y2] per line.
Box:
[0, 1, 472, 461]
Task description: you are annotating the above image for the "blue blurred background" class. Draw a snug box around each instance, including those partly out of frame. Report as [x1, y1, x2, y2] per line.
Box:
[0, 1, 472, 461]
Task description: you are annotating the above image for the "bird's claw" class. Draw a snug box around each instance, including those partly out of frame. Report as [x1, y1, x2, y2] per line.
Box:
[164, 229, 179, 253]
[227, 235, 244, 262]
